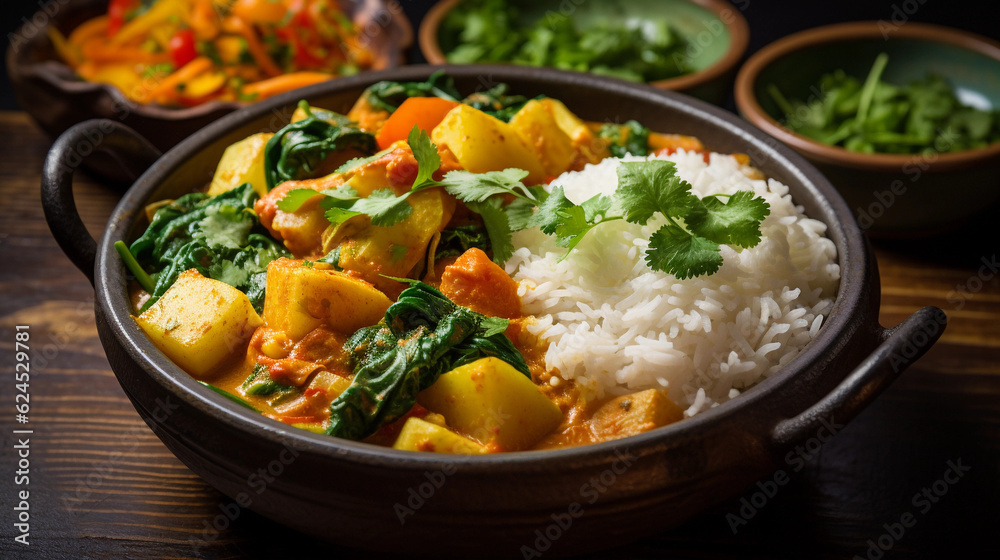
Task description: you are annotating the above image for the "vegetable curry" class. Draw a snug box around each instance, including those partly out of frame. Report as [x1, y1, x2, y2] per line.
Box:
[124, 73, 763, 453]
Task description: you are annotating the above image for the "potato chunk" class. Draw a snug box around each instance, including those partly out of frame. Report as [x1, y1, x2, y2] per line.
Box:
[207, 133, 272, 197]
[418, 357, 562, 451]
[589, 389, 684, 441]
[325, 188, 455, 294]
[431, 104, 546, 184]
[392, 417, 487, 454]
[538, 98, 609, 165]
[509, 99, 577, 177]
[262, 258, 391, 340]
[135, 270, 263, 379]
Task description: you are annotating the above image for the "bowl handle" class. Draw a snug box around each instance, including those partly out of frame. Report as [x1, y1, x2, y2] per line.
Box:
[770, 306, 947, 447]
[41, 119, 162, 286]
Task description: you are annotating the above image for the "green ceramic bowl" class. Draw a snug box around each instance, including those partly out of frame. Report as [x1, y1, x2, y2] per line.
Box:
[736, 21, 1000, 237]
[419, 0, 749, 105]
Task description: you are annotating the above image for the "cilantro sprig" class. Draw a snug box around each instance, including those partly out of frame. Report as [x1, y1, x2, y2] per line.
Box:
[277, 126, 444, 228]
[615, 160, 770, 278]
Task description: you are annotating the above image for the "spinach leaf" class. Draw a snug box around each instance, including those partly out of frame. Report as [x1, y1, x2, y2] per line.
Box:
[363, 70, 462, 113]
[462, 83, 533, 123]
[325, 282, 527, 440]
[129, 183, 288, 313]
[264, 102, 378, 190]
[598, 120, 651, 157]
[242, 363, 295, 396]
[435, 225, 491, 259]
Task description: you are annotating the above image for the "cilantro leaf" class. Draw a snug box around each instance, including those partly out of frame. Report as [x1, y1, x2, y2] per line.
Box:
[318, 184, 360, 202]
[614, 160, 699, 223]
[551, 205, 594, 250]
[646, 225, 723, 279]
[194, 205, 254, 250]
[277, 188, 324, 213]
[441, 168, 531, 203]
[408, 126, 441, 188]
[467, 198, 514, 265]
[351, 189, 413, 227]
[530, 185, 574, 235]
[688, 191, 771, 248]
[527, 186, 605, 255]
[580, 193, 614, 223]
[505, 197, 537, 231]
[336, 148, 390, 173]
[324, 206, 364, 226]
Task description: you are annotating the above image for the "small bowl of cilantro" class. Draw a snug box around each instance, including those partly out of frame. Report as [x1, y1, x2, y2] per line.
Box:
[419, 0, 749, 105]
[735, 21, 1000, 236]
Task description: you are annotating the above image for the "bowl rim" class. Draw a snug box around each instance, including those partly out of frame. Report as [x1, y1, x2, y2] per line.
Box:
[5, 0, 414, 122]
[96, 64, 867, 472]
[418, 0, 750, 93]
[734, 20, 1000, 173]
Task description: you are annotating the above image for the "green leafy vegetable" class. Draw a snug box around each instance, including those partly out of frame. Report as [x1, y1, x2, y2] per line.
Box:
[242, 363, 295, 397]
[264, 101, 378, 190]
[128, 183, 288, 313]
[598, 120, 651, 157]
[466, 198, 515, 264]
[439, 0, 694, 83]
[114, 240, 155, 293]
[461, 82, 533, 123]
[770, 53, 1000, 154]
[326, 282, 526, 440]
[435, 225, 492, 258]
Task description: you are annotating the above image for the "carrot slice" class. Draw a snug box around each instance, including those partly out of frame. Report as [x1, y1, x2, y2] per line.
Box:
[239, 72, 333, 101]
[375, 97, 460, 150]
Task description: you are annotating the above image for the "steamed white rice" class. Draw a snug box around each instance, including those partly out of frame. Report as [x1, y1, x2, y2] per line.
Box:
[506, 150, 840, 417]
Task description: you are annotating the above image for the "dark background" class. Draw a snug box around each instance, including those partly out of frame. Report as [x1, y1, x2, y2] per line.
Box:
[2, 0, 998, 112]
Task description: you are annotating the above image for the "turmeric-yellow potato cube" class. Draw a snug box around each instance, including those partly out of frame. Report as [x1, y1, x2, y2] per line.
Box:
[135, 270, 263, 379]
[431, 104, 546, 185]
[392, 417, 487, 454]
[207, 132, 272, 197]
[262, 258, 391, 340]
[589, 389, 684, 441]
[418, 357, 562, 452]
[538, 98, 609, 164]
[509, 99, 577, 177]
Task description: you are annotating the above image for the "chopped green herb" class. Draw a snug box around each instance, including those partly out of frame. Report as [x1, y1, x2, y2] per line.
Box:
[439, 0, 693, 83]
[770, 53, 1000, 154]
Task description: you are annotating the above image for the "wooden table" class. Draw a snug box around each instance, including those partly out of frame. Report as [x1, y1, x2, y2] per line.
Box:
[1, 111, 997, 558]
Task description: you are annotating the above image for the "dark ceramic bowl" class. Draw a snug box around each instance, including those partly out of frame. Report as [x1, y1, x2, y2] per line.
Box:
[42, 65, 945, 557]
[735, 21, 1000, 237]
[419, 0, 749, 105]
[8, 0, 412, 181]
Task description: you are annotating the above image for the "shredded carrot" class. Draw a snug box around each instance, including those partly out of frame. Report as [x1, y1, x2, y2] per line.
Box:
[80, 41, 170, 65]
[147, 56, 214, 105]
[222, 16, 282, 78]
[239, 71, 333, 100]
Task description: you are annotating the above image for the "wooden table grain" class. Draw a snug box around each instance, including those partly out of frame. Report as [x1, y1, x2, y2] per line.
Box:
[1, 111, 997, 559]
